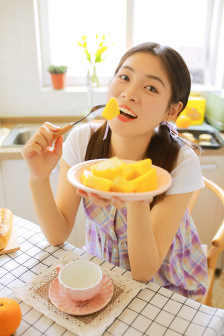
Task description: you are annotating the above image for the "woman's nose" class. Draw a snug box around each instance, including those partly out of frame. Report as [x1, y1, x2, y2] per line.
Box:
[121, 85, 139, 102]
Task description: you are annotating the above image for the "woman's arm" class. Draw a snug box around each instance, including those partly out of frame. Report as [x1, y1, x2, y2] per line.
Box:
[21, 123, 81, 246]
[127, 192, 192, 282]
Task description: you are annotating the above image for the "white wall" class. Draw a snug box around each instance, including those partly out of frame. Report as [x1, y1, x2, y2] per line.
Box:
[0, 0, 106, 118]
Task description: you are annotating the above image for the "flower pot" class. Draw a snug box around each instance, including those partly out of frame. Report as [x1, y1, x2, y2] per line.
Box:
[50, 73, 67, 90]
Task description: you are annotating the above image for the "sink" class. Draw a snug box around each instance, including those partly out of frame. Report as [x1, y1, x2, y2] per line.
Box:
[2, 124, 37, 147]
[2, 123, 75, 147]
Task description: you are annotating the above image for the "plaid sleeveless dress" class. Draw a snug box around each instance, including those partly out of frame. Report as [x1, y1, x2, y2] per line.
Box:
[83, 199, 207, 300]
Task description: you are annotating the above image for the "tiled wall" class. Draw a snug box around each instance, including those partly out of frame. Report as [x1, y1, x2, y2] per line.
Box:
[0, 0, 106, 118]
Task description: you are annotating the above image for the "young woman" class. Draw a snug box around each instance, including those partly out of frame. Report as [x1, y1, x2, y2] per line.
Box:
[21, 42, 207, 300]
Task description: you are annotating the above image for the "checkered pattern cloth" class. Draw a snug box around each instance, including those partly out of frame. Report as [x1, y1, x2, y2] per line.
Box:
[83, 199, 207, 301]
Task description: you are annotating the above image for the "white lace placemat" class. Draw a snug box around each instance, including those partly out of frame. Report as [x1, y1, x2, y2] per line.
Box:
[12, 250, 146, 336]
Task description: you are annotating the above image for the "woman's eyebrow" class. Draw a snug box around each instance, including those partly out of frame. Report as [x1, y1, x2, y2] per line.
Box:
[121, 65, 165, 87]
[146, 75, 165, 87]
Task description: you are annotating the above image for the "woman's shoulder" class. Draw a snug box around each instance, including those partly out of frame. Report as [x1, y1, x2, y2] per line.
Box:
[68, 121, 103, 139]
[65, 121, 102, 143]
[177, 144, 200, 165]
[167, 144, 204, 194]
[62, 122, 104, 166]
[174, 144, 202, 175]
[69, 122, 91, 137]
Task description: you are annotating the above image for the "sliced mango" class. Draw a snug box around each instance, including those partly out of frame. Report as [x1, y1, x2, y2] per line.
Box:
[81, 170, 112, 191]
[110, 176, 135, 193]
[131, 168, 157, 192]
[129, 159, 152, 177]
[102, 97, 120, 120]
[122, 163, 136, 180]
[90, 157, 127, 181]
[82, 157, 158, 193]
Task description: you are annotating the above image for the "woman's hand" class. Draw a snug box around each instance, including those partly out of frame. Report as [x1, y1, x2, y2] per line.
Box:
[21, 122, 63, 180]
[76, 189, 126, 209]
[77, 189, 153, 208]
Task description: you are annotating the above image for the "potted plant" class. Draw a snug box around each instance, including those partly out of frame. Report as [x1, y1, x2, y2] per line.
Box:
[48, 65, 68, 90]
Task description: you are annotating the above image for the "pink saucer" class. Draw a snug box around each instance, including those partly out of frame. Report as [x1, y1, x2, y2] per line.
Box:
[49, 274, 113, 315]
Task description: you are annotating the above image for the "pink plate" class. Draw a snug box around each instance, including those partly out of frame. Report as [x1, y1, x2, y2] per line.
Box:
[49, 274, 113, 315]
[67, 159, 172, 202]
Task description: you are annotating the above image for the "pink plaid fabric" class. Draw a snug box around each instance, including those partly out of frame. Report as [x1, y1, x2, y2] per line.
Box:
[83, 199, 207, 300]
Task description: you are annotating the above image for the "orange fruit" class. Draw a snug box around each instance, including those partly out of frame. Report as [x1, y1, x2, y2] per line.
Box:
[175, 115, 191, 128]
[0, 297, 22, 336]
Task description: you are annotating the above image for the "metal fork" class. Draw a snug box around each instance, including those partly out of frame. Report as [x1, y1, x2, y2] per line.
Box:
[52, 104, 105, 140]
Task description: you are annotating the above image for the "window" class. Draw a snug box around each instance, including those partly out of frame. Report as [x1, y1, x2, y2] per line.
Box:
[133, 0, 208, 84]
[36, 0, 224, 88]
[37, 0, 127, 87]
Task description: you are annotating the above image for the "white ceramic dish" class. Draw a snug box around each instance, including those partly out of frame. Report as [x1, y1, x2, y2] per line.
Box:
[67, 159, 172, 202]
[67, 159, 172, 201]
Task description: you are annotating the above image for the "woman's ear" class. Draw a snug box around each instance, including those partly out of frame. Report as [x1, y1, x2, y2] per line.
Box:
[167, 101, 183, 122]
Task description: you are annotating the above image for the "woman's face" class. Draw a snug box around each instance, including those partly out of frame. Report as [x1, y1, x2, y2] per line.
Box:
[107, 52, 177, 138]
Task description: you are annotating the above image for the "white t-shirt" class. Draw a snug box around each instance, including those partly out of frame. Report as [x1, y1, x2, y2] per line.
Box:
[62, 123, 204, 194]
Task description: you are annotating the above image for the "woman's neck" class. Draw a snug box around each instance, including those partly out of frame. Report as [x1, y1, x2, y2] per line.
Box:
[110, 132, 153, 161]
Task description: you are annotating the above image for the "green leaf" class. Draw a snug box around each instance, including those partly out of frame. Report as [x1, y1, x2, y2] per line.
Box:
[48, 65, 68, 73]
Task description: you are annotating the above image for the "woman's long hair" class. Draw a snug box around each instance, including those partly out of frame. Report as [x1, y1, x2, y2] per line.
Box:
[85, 42, 191, 207]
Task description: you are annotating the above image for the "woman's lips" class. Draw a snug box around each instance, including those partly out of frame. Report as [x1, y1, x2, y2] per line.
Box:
[118, 105, 137, 122]
[119, 105, 137, 117]
[117, 114, 136, 122]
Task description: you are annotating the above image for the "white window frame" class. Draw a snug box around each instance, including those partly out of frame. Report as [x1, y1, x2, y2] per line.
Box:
[206, 0, 224, 87]
[35, 0, 224, 90]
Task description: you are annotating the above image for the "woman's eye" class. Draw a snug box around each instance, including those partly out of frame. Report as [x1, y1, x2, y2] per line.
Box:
[145, 85, 157, 93]
[120, 75, 129, 81]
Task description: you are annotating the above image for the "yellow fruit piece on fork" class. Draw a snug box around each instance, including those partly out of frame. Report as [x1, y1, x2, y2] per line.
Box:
[102, 97, 120, 120]
[81, 170, 112, 191]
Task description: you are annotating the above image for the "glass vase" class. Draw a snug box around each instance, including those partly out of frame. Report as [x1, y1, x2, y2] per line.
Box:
[91, 66, 99, 88]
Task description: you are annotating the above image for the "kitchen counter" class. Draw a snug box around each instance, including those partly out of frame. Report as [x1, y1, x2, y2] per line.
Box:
[1, 215, 224, 336]
[0, 115, 106, 159]
[0, 117, 224, 159]
[0, 116, 75, 159]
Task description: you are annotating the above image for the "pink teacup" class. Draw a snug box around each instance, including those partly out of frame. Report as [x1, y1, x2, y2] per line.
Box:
[56, 261, 103, 301]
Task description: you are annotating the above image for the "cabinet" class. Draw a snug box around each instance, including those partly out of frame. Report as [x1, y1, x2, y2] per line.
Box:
[0, 159, 86, 248]
[1, 159, 38, 223]
[0, 161, 6, 206]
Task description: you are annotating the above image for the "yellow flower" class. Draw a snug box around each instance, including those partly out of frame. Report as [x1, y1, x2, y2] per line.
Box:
[77, 34, 113, 65]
